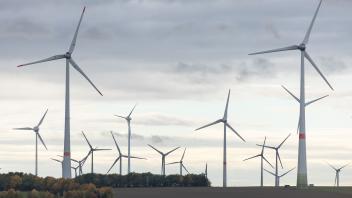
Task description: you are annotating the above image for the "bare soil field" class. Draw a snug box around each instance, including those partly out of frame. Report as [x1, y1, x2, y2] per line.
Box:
[114, 187, 352, 198]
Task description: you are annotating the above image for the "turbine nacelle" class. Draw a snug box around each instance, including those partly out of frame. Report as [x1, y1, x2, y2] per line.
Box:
[298, 44, 306, 51]
[65, 52, 72, 59]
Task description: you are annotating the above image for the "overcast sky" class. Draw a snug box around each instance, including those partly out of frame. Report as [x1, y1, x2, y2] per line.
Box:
[1, 0, 352, 187]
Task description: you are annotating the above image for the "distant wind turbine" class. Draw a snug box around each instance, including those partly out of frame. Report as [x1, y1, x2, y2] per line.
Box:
[17, 7, 103, 178]
[148, 144, 180, 176]
[205, 163, 208, 179]
[115, 104, 137, 174]
[257, 134, 291, 187]
[166, 148, 190, 176]
[265, 167, 295, 186]
[82, 131, 111, 174]
[195, 90, 246, 187]
[244, 137, 274, 187]
[249, 0, 333, 188]
[14, 109, 48, 176]
[327, 163, 349, 187]
[107, 131, 146, 175]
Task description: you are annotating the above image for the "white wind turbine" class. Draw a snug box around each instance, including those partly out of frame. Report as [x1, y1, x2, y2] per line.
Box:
[166, 148, 190, 176]
[195, 90, 245, 187]
[148, 144, 180, 176]
[115, 104, 137, 174]
[17, 7, 103, 178]
[107, 131, 146, 175]
[256, 134, 291, 187]
[14, 109, 48, 176]
[244, 137, 274, 187]
[327, 163, 349, 187]
[82, 131, 111, 174]
[265, 167, 295, 187]
[249, 0, 333, 188]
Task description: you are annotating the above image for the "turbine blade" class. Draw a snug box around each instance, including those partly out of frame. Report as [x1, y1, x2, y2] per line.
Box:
[181, 148, 187, 161]
[37, 133, 48, 150]
[69, 58, 103, 96]
[166, 162, 179, 165]
[37, 109, 48, 127]
[17, 54, 65, 67]
[130, 156, 146, 160]
[182, 164, 190, 174]
[110, 131, 122, 155]
[297, 112, 301, 134]
[278, 133, 291, 148]
[94, 148, 112, 151]
[243, 154, 260, 161]
[69, 7, 86, 53]
[195, 119, 222, 131]
[51, 158, 61, 163]
[148, 144, 163, 155]
[305, 95, 329, 106]
[281, 85, 300, 103]
[166, 147, 180, 156]
[263, 156, 274, 168]
[304, 51, 334, 90]
[280, 167, 295, 177]
[261, 137, 267, 155]
[128, 104, 137, 118]
[82, 131, 93, 149]
[226, 123, 246, 142]
[327, 162, 337, 171]
[277, 152, 284, 169]
[106, 157, 120, 174]
[302, 0, 323, 44]
[223, 89, 231, 120]
[249, 45, 299, 55]
[264, 168, 275, 177]
[13, 127, 34, 131]
[340, 163, 350, 170]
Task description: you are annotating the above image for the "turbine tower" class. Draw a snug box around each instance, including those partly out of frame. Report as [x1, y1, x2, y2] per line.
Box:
[205, 163, 208, 179]
[244, 137, 274, 187]
[328, 163, 349, 187]
[82, 131, 111, 174]
[107, 131, 146, 175]
[264, 167, 295, 186]
[257, 134, 291, 187]
[17, 7, 103, 178]
[14, 109, 48, 176]
[249, 0, 333, 188]
[195, 89, 246, 187]
[115, 104, 137, 174]
[166, 148, 190, 176]
[148, 144, 180, 176]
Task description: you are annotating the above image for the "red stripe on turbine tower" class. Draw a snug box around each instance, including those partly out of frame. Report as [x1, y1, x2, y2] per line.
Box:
[64, 152, 71, 156]
[299, 133, 305, 140]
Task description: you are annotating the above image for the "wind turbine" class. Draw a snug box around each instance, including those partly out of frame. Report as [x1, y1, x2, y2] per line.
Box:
[115, 104, 137, 174]
[265, 167, 295, 186]
[257, 134, 291, 187]
[166, 148, 190, 176]
[82, 131, 111, 174]
[249, 0, 333, 188]
[195, 89, 245, 187]
[148, 144, 180, 176]
[244, 137, 274, 187]
[107, 131, 146, 175]
[327, 163, 349, 187]
[205, 163, 208, 179]
[17, 7, 103, 178]
[59, 154, 90, 176]
[14, 109, 48, 176]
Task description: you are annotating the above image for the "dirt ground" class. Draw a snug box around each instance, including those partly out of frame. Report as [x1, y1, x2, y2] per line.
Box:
[114, 187, 352, 198]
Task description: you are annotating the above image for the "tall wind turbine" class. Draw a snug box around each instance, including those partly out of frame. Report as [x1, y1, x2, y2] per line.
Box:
[257, 134, 291, 187]
[327, 163, 349, 187]
[115, 104, 137, 174]
[82, 131, 111, 174]
[249, 0, 333, 188]
[14, 109, 48, 176]
[148, 144, 180, 176]
[265, 167, 295, 186]
[244, 137, 274, 187]
[107, 131, 146, 175]
[195, 90, 246, 187]
[17, 7, 103, 178]
[166, 148, 190, 176]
